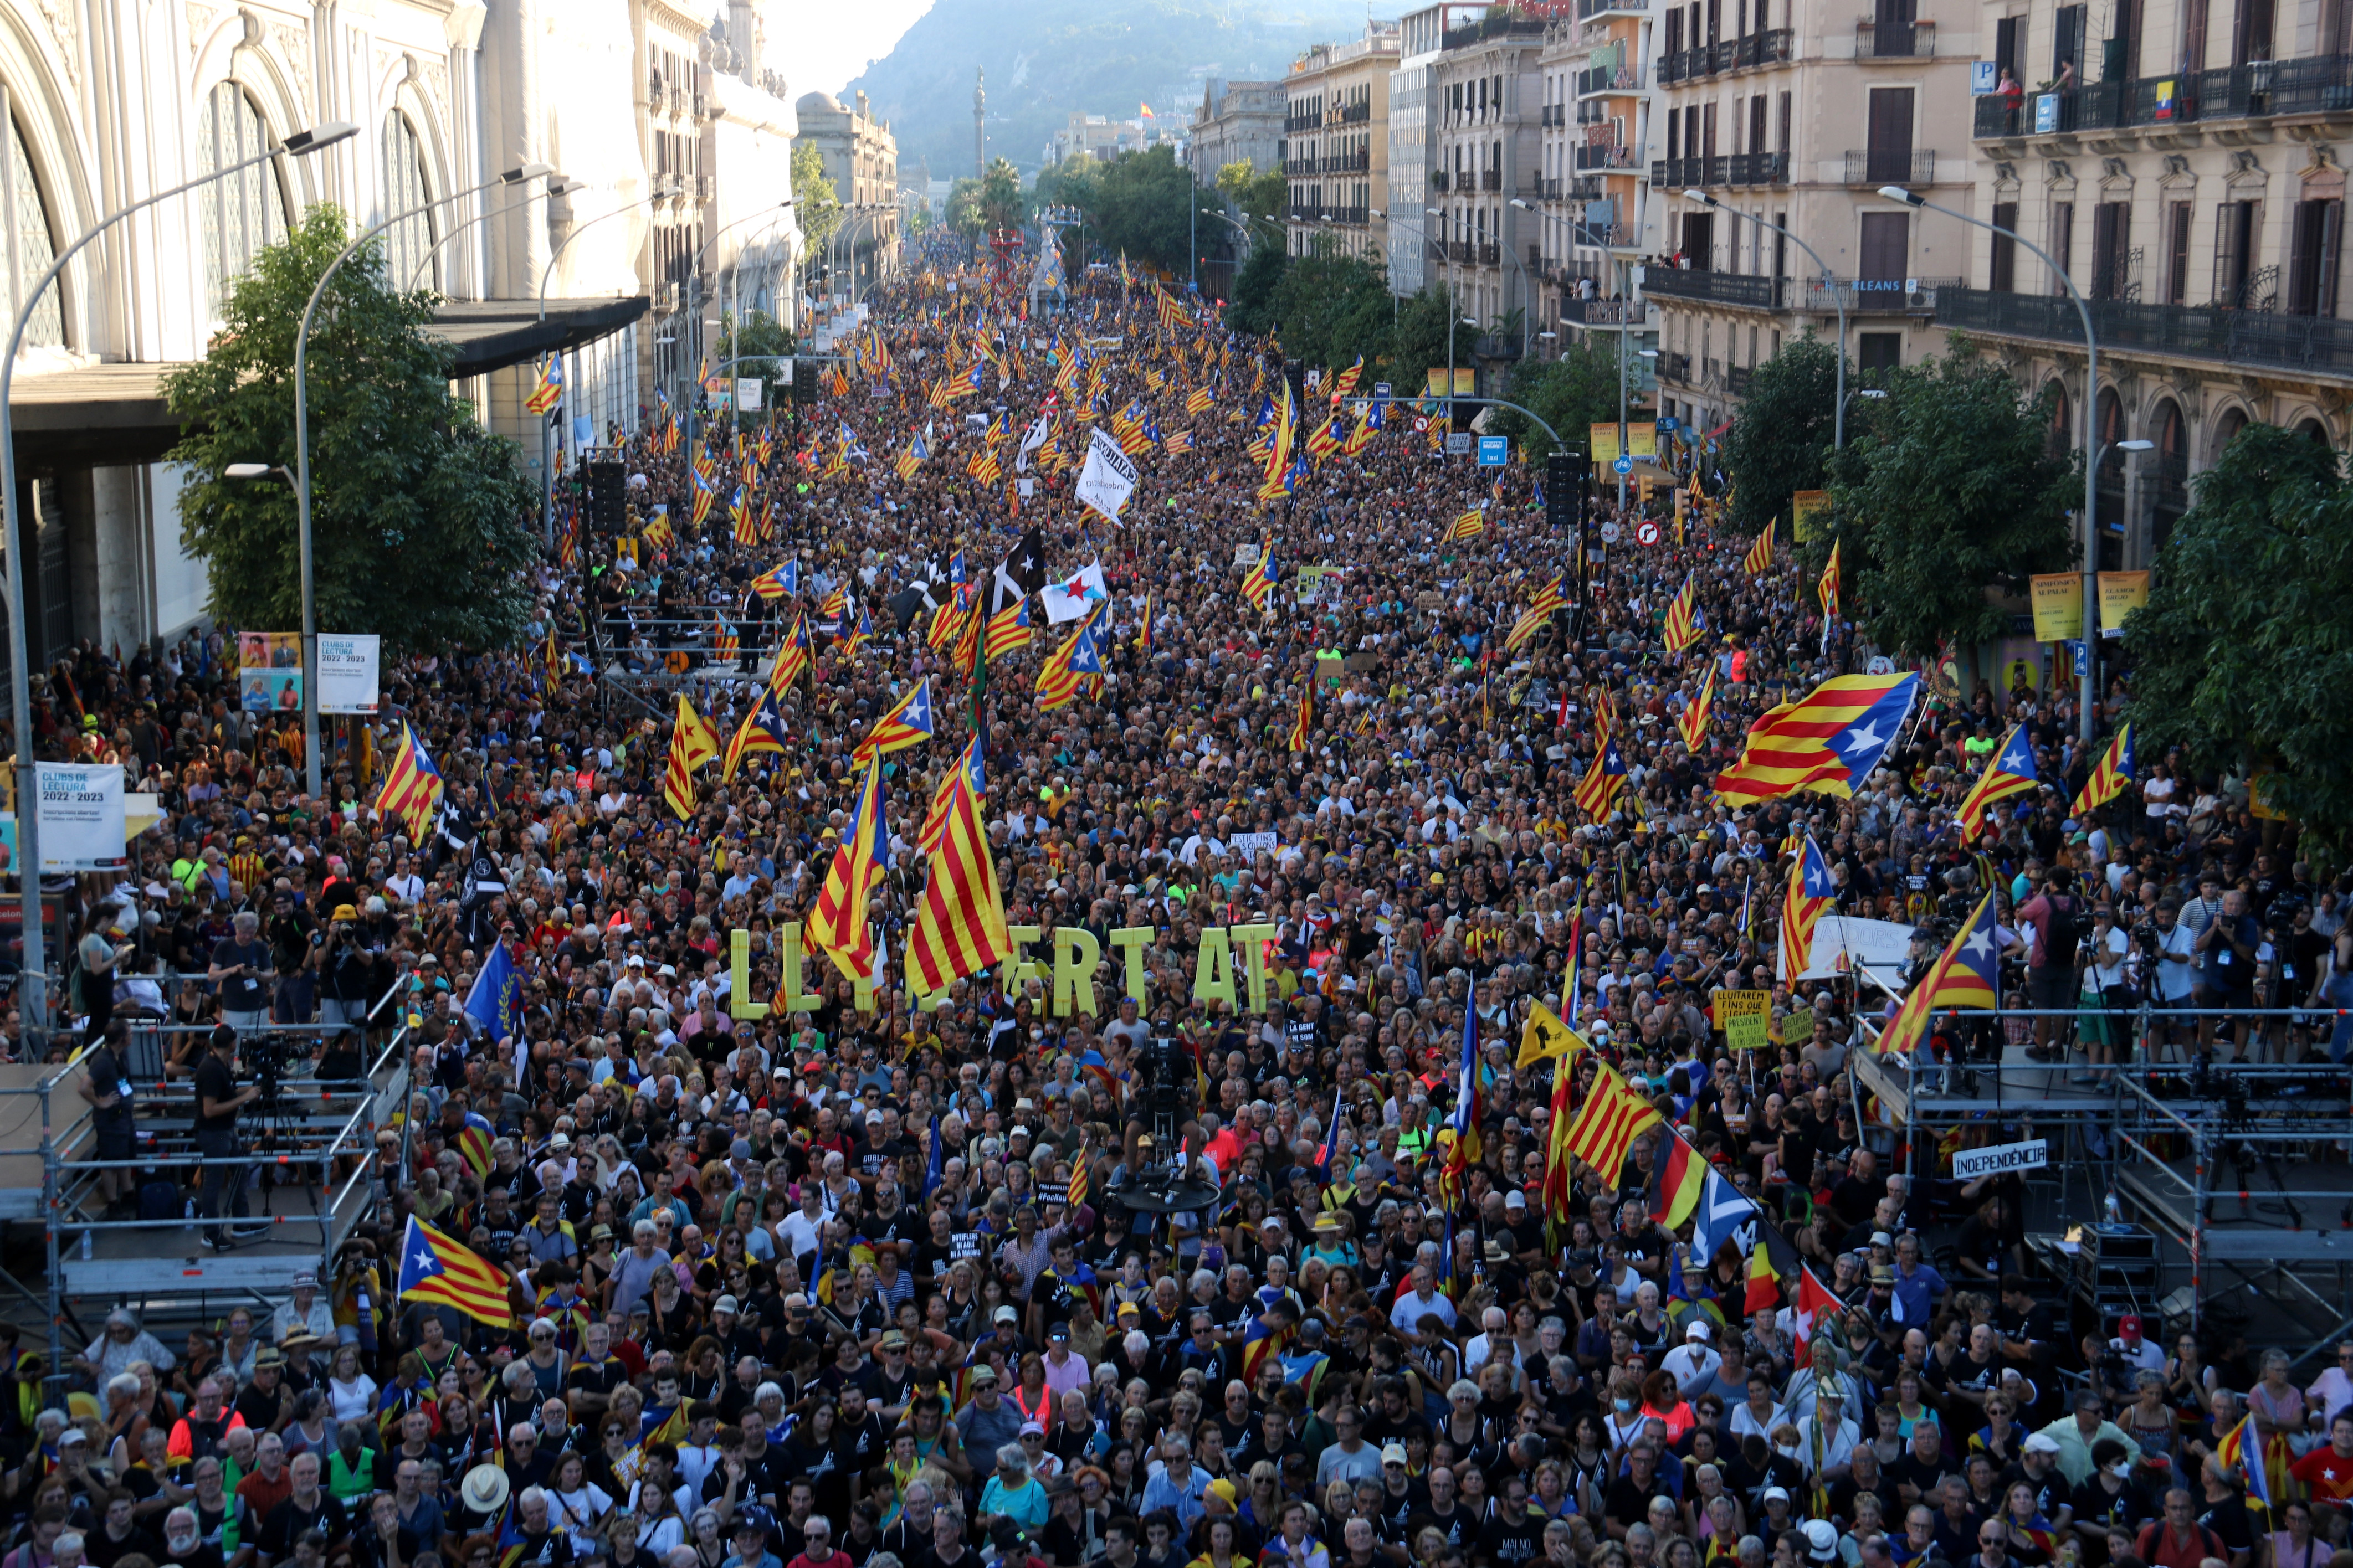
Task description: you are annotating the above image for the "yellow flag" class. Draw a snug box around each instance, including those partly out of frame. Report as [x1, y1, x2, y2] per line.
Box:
[1515, 1000, 1587, 1069]
[675, 693, 720, 773]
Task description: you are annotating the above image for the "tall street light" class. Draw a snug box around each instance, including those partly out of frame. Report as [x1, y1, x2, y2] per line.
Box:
[261, 162, 552, 804]
[1685, 190, 1849, 449]
[0, 117, 356, 1040]
[1882, 183, 2104, 741]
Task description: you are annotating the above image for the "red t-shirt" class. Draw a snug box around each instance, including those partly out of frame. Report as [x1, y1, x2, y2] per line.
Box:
[2290, 1445, 2353, 1507]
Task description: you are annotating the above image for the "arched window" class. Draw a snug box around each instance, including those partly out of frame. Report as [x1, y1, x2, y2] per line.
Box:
[2096, 387, 2126, 490]
[2046, 382, 2072, 462]
[381, 112, 437, 291]
[2213, 405, 2249, 459]
[2151, 397, 2188, 554]
[4, 110, 62, 349]
[197, 81, 289, 312]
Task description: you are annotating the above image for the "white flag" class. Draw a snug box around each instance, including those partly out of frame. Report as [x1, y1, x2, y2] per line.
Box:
[1074, 427, 1139, 523]
[1015, 411, 1052, 472]
[1042, 560, 1110, 625]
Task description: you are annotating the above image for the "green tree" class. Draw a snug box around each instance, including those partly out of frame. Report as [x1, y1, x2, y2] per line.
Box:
[792, 141, 842, 258]
[164, 207, 540, 654]
[1090, 146, 1198, 277]
[716, 309, 797, 423]
[1227, 243, 1288, 336]
[1388, 285, 1465, 398]
[1262, 241, 1392, 372]
[1816, 343, 2074, 657]
[1216, 160, 1288, 239]
[2123, 424, 2353, 849]
[945, 177, 983, 238]
[979, 157, 1027, 232]
[1492, 336, 1622, 458]
[1719, 332, 1837, 537]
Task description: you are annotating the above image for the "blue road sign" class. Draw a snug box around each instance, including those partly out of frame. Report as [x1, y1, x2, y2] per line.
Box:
[1477, 436, 1509, 467]
[1613, 454, 1633, 475]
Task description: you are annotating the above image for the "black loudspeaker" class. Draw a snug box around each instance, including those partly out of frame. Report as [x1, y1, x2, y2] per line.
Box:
[586, 461, 627, 531]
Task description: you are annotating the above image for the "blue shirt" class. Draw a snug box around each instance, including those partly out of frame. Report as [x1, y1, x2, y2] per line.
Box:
[1140, 1462, 1212, 1530]
[1891, 1258, 1947, 1327]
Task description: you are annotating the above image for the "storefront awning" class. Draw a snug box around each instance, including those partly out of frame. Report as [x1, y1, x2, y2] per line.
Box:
[6, 296, 648, 469]
[429, 295, 651, 379]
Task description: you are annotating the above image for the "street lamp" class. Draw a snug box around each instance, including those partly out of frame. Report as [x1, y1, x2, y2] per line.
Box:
[1686, 189, 1849, 448]
[289, 161, 551, 800]
[533, 186, 664, 539]
[403, 177, 573, 294]
[1882, 182, 2104, 740]
[0, 116, 356, 1043]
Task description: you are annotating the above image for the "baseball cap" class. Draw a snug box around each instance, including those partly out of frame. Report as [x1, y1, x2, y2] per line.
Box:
[1685, 1320, 1711, 1342]
[1762, 1487, 1790, 1504]
[1206, 1478, 1238, 1509]
[1381, 1444, 1408, 1466]
[994, 1305, 1018, 1324]
[1019, 1421, 1046, 1437]
[2117, 1314, 2144, 1337]
[971, 1366, 1001, 1386]
[2024, 1433, 2063, 1454]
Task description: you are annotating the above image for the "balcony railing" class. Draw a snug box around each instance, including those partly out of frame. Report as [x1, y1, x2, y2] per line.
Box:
[1651, 151, 1789, 188]
[1285, 156, 1321, 176]
[1726, 364, 1754, 395]
[1935, 285, 2353, 377]
[1541, 104, 1565, 128]
[1575, 142, 1647, 171]
[1578, 65, 1646, 95]
[1855, 18, 1937, 56]
[1559, 298, 1650, 326]
[1578, 0, 1650, 15]
[1642, 268, 1790, 309]
[1284, 115, 1320, 133]
[1481, 169, 1504, 191]
[1976, 56, 2353, 140]
[1330, 148, 1371, 173]
[1335, 101, 1373, 125]
[1657, 349, 1695, 382]
[1329, 205, 1371, 225]
[1478, 241, 1501, 264]
[1430, 169, 1450, 191]
[1657, 28, 1792, 83]
[1442, 15, 1550, 48]
[1843, 147, 1937, 184]
[1798, 276, 1958, 312]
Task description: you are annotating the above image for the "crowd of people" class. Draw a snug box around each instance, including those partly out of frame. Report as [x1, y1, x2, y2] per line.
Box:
[16, 242, 2352, 1568]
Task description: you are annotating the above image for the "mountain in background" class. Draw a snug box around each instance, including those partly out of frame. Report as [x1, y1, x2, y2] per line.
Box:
[841, 0, 1372, 181]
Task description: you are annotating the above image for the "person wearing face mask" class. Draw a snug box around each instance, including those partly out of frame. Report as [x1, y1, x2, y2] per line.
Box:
[2067, 1440, 2152, 1561]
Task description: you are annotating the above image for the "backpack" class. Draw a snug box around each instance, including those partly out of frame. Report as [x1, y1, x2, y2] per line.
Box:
[2046, 896, 2090, 959]
[137, 1176, 182, 1223]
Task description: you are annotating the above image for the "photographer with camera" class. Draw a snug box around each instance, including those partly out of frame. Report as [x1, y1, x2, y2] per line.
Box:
[2076, 906, 2132, 1083]
[2016, 868, 2091, 1064]
[193, 1024, 265, 1253]
[317, 906, 377, 1081]
[2135, 901, 2198, 1060]
[267, 887, 320, 1028]
[209, 912, 273, 1035]
[2194, 888, 2260, 1058]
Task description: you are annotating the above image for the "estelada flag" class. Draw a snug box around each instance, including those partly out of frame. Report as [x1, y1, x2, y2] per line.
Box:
[397, 1215, 514, 1327]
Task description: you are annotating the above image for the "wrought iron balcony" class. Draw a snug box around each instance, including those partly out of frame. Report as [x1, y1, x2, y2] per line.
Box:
[1855, 18, 1937, 56]
[1843, 147, 1936, 184]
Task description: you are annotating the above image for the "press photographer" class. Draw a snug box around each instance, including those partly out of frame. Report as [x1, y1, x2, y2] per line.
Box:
[193, 1024, 266, 1253]
[2194, 888, 2260, 1055]
[317, 905, 378, 1080]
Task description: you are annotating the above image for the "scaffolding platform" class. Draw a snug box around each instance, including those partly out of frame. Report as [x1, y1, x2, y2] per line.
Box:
[2115, 1152, 2353, 1261]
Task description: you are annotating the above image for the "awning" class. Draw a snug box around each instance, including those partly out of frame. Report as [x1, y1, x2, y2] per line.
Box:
[6, 295, 648, 469]
[429, 295, 651, 379]
[9, 362, 186, 467]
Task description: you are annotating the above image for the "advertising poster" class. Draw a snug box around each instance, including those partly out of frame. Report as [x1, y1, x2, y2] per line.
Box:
[238, 632, 303, 714]
[34, 763, 126, 872]
[2029, 572, 2085, 642]
[317, 634, 381, 714]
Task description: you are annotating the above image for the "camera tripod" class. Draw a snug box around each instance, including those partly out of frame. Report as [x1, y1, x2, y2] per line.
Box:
[2199, 1078, 2303, 1228]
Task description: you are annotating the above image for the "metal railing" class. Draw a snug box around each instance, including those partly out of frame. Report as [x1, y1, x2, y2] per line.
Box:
[1656, 349, 1694, 382]
[1335, 102, 1373, 125]
[1578, 65, 1646, 95]
[1579, 0, 1650, 16]
[1855, 18, 1937, 56]
[1798, 275, 1958, 312]
[1480, 169, 1504, 191]
[1658, 28, 1792, 83]
[1575, 142, 1646, 171]
[1977, 56, 2353, 139]
[1936, 284, 2353, 374]
[25, 965, 418, 1380]
[1652, 151, 1790, 188]
[1642, 267, 1789, 309]
[1844, 147, 1937, 184]
[1430, 168, 1450, 191]
[1443, 14, 1550, 48]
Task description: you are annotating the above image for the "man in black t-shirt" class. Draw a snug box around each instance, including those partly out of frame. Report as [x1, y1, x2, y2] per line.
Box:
[193, 1025, 260, 1252]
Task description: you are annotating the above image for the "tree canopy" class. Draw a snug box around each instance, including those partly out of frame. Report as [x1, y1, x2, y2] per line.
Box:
[1492, 337, 1624, 459]
[1814, 343, 2075, 657]
[163, 207, 540, 655]
[1718, 333, 1838, 538]
[2123, 424, 2353, 851]
[790, 141, 842, 258]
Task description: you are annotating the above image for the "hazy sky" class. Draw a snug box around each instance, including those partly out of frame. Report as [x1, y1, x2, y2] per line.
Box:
[799, 0, 936, 96]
